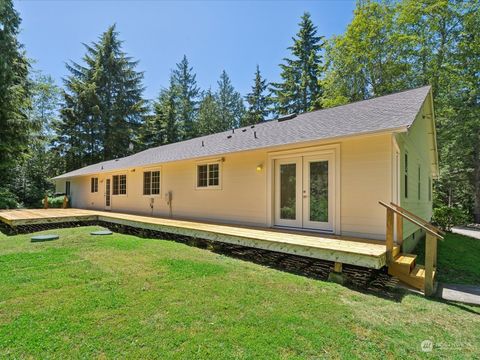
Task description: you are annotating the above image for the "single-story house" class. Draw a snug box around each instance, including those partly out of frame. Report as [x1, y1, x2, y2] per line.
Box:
[53, 86, 438, 252]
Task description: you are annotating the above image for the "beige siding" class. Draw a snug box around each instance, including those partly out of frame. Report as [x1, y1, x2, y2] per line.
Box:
[58, 133, 395, 240]
[340, 135, 391, 239]
[396, 96, 435, 247]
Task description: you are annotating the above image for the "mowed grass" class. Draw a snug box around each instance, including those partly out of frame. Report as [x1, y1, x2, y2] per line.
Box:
[0, 227, 479, 359]
[414, 232, 480, 285]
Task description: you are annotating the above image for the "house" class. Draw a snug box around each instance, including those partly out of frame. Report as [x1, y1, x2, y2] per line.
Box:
[53, 86, 438, 252]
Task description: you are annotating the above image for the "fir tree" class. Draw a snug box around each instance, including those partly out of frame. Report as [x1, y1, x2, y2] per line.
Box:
[57, 25, 147, 170]
[242, 65, 270, 126]
[197, 89, 222, 136]
[216, 70, 244, 130]
[172, 55, 200, 140]
[271, 12, 324, 115]
[0, 0, 32, 188]
[154, 77, 179, 145]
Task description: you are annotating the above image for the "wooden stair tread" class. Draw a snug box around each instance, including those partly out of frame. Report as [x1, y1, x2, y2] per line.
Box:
[394, 253, 417, 265]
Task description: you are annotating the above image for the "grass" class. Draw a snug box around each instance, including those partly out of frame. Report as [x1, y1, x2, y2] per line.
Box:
[0, 227, 479, 359]
[414, 232, 480, 285]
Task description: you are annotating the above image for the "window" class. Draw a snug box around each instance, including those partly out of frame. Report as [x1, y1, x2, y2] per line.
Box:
[404, 153, 408, 198]
[91, 177, 98, 193]
[197, 163, 220, 188]
[143, 170, 160, 195]
[65, 181, 71, 196]
[428, 177, 432, 202]
[417, 165, 421, 200]
[112, 175, 127, 195]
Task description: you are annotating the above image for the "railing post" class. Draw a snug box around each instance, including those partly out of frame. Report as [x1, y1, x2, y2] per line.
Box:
[386, 208, 394, 265]
[396, 215, 403, 247]
[424, 233, 437, 296]
[44, 194, 49, 209]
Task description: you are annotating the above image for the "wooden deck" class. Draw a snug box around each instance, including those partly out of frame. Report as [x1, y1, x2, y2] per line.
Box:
[0, 208, 396, 269]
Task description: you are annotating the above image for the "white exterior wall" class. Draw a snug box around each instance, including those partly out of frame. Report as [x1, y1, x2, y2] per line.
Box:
[57, 134, 393, 240]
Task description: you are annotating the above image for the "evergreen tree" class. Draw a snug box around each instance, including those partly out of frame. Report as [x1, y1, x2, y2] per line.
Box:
[0, 0, 32, 197]
[172, 55, 200, 140]
[197, 89, 222, 136]
[271, 12, 324, 114]
[57, 25, 147, 171]
[15, 73, 62, 206]
[154, 77, 179, 145]
[242, 65, 270, 126]
[216, 70, 244, 130]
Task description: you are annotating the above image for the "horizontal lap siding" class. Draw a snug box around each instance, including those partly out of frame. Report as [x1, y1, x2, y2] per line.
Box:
[340, 135, 391, 240]
[397, 99, 434, 241]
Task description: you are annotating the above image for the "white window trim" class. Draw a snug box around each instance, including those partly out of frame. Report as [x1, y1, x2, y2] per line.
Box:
[112, 174, 128, 196]
[195, 161, 222, 190]
[142, 168, 162, 197]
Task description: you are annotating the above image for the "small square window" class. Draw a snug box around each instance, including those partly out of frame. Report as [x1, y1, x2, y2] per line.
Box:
[197, 163, 220, 188]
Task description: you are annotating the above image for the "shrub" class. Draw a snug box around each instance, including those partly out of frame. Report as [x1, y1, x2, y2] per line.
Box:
[432, 205, 470, 231]
[41, 195, 71, 208]
[0, 188, 19, 209]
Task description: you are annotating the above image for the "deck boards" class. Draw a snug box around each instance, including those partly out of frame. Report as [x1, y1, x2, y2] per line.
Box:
[0, 208, 392, 269]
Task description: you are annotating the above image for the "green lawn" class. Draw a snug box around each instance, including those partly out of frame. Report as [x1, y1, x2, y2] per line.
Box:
[0, 227, 479, 359]
[414, 232, 480, 285]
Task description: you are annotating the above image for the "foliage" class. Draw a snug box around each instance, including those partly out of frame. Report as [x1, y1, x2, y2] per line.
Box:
[0, 187, 19, 209]
[432, 205, 470, 231]
[197, 89, 222, 136]
[0, 0, 33, 186]
[172, 55, 200, 140]
[13, 72, 62, 207]
[322, 1, 411, 107]
[55, 24, 147, 171]
[41, 195, 70, 208]
[216, 70, 244, 130]
[241, 65, 271, 126]
[271, 12, 325, 115]
[322, 0, 480, 222]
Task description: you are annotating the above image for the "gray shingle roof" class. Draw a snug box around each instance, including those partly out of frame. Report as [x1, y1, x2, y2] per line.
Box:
[54, 86, 431, 179]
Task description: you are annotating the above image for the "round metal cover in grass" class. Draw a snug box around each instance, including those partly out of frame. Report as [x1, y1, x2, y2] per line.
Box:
[90, 230, 113, 236]
[31, 234, 59, 242]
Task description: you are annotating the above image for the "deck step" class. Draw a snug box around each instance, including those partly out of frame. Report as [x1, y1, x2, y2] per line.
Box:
[390, 264, 436, 291]
[388, 253, 417, 275]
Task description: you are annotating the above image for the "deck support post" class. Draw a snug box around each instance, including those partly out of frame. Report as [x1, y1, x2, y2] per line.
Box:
[396, 215, 403, 247]
[328, 262, 346, 285]
[424, 233, 437, 296]
[386, 208, 394, 265]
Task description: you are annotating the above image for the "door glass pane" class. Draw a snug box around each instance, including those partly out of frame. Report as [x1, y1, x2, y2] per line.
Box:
[106, 180, 111, 207]
[280, 163, 296, 220]
[310, 161, 328, 222]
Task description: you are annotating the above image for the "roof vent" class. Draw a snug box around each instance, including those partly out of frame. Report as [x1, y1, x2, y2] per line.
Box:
[251, 125, 255, 128]
[242, 129, 247, 132]
[277, 113, 297, 122]
[227, 135, 232, 139]
[254, 131, 258, 139]
[201, 141, 204, 147]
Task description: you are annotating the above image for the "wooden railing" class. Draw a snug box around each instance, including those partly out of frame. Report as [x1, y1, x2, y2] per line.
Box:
[379, 201, 444, 296]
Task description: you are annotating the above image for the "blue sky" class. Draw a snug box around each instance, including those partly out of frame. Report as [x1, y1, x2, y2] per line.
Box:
[15, 0, 355, 101]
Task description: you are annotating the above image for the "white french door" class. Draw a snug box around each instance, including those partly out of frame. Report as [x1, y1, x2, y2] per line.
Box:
[274, 154, 334, 232]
